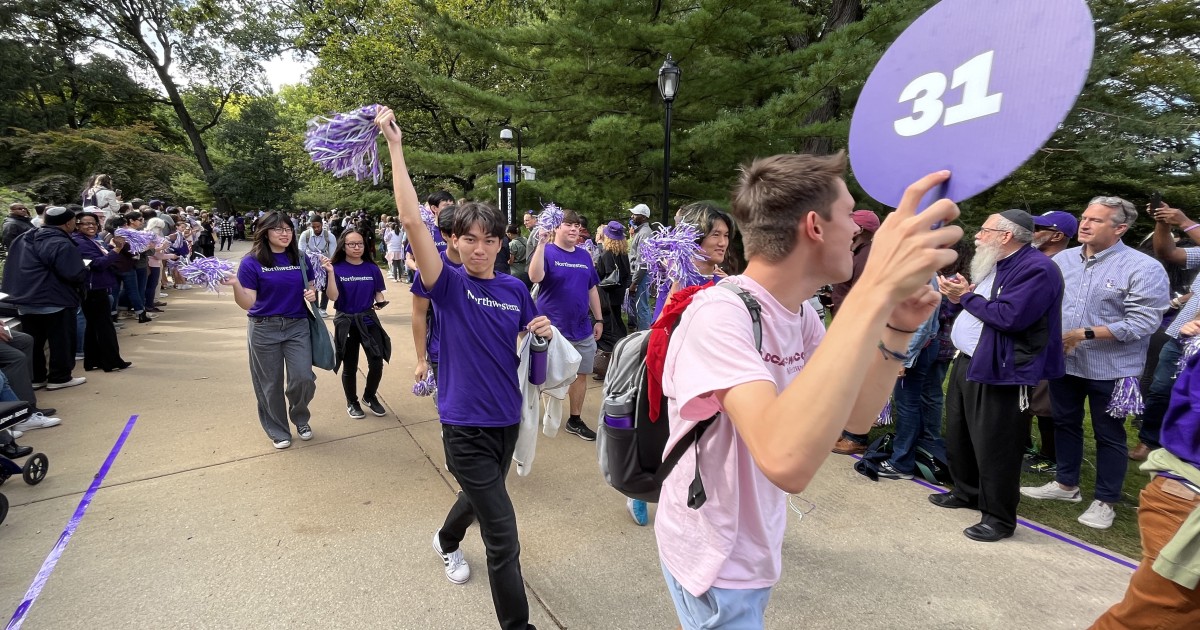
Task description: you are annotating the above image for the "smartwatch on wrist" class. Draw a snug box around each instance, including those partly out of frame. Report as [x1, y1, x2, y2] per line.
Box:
[1083, 327, 1095, 340]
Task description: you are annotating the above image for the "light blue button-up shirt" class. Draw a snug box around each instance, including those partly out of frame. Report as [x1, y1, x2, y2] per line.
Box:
[1053, 241, 1170, 380]
[1166, 248, 1200, 339]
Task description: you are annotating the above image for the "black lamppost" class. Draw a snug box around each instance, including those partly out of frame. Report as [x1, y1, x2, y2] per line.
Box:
[499, 127, 524, 225]
[658, 54, 681, 225]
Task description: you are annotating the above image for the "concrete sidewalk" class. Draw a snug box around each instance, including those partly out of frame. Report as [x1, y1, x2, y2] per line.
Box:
[1, 241, 1134, 629]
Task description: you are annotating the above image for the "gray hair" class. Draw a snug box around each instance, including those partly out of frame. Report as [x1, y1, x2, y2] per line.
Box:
[1088, 196, 1138, 227]
[994, 216, 1033, 244]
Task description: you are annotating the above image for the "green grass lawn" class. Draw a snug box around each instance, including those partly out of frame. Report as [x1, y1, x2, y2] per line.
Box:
[866, 406, 1147, 560]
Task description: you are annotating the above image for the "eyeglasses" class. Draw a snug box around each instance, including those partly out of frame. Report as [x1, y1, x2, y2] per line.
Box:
[269, 226, 294, 234]
[344, 242, 365, 248]
[978, 227, 1011, 235]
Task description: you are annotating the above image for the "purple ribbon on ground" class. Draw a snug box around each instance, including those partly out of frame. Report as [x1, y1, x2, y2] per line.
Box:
[7, 414, 140, 630]
[304, 105, 384, 184]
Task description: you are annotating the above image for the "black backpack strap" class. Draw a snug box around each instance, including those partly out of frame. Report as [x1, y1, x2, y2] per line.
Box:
[667, 281, 764, 509]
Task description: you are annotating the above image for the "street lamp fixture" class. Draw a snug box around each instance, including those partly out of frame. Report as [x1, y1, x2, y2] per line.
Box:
[658, 54, 681, 224]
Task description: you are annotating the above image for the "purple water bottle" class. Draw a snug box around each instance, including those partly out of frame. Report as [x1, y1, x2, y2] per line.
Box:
[529, 334, 548, 385]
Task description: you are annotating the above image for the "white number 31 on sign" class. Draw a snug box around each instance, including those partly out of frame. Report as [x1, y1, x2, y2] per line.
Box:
[894, 51, 1003, 137]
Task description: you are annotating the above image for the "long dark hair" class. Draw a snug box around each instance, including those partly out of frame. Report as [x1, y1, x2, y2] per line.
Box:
[331, 228, 365, 265]
[251, 211, 300, 267]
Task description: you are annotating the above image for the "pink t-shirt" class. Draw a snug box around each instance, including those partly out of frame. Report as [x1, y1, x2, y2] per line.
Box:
[655, 275, 825, 597]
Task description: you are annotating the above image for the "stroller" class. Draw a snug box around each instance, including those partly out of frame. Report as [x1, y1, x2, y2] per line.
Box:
[0, 400, 49, 525]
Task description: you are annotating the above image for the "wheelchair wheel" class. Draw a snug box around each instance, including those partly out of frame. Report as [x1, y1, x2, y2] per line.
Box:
[0, 492, 7, 525]
[22, 453, 48, 486]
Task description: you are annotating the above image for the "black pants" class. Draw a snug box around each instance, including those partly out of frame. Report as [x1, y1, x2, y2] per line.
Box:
[82, 289, 126, 371]
[340, 325, 383, 404]
[21, 308, 76, 385]
[598, 286, 627, 353]
[0, 331, 38, 407]
[439, 423, 531, 630]
[944, 354, 1025, 534]
[219, 234, 233, 251]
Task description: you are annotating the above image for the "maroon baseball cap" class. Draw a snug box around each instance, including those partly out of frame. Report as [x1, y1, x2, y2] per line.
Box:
[851, 210, 881, 233]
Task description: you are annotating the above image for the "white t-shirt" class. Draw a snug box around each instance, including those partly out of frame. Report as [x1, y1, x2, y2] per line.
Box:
[657, 275, 826, 597]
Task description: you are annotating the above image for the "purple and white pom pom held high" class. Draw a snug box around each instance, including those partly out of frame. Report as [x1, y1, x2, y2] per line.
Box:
[640, 223, 706, 291]
[536, 203, 564, 234]
[304, 105, 384, 184]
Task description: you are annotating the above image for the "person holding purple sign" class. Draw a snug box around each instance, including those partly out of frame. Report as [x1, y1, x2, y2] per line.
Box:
[223, 212, 339, 450]
[376, 106, 553, 630]
[528, 208, 603, 442]
[330, 228, 391, 419]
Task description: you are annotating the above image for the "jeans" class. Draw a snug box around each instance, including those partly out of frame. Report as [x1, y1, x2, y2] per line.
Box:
[1137, 337, 1183, 449]
[247, 317, 316, 441]
[0, 331, 38, 408]
[75, 306, 86, 355]
[1089, 476, 1200, 629]
[438, 422, 532, 630]
[120, 268, 146, 313]
[634, 275, 652, 331]
[889, 340, 948, 474]
[144, 266, 161, 308]
[1050, 375, 1124, 503]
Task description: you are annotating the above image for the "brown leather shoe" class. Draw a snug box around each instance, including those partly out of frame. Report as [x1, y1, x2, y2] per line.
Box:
[832, 437, 867, 455]
[1128, 442, 1152, 461]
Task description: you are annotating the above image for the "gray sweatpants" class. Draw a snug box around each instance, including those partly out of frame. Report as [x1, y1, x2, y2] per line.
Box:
[247, 317, 316, 442]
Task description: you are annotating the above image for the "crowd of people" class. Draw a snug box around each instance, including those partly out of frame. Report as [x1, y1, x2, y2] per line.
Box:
[3, 138, 1199, 627]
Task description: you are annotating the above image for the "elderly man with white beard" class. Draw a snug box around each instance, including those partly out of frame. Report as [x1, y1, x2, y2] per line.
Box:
[933, 209, 1066, 542]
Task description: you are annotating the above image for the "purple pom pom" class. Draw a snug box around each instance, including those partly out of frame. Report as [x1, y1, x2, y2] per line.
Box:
[412, 370, 437, 397]
[180, 256, 235, 293]
[579, 239, 596, 255]
[304, 105, 383, 184]
[419, 204, 438, 238]
[1178, 337, 1200, 377]
[537, 203, 564, 234]
[874, 398, 893, 427]
[305, 250, 327, 289]
[622, 291, 637, 318]
[1106, 376, 1144, 418]
[640, 224, 706, 292]
[114, 228, 156, 254]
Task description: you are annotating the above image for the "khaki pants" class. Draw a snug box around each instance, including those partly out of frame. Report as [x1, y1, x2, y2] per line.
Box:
[1090, 475, 1200, 629]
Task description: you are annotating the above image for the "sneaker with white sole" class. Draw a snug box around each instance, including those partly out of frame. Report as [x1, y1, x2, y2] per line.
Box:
[9, 429, 23, 439]
[46, 377, 86, 390]
[13, 412, 62, 431]
[877, 460, 915, 480]
[1077, 500, 1115, 529]
[273, 439, 291, 449]
[432, 530, 471, 584]
[297, 425, 313, 441]
[362, 397, 386, 417]
[627, 498, 649, 526]
[1020, 481, 1082, 502]
[32, 381, 47, 390]
[347, 402, 366, 419]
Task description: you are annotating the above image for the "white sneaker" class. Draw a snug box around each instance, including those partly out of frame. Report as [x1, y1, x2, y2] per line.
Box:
[432, 530, 470, 584]
[46, 377, 86, 390]
[9, 429, 23, 439]
[14, 412, 62, 431]
[1078, 500, 1116, 529]
[273, 439, 291, 450]
[175, 284, 192, 291]
[158, 292, 168, 298]
[1020, 481, 1082, 502]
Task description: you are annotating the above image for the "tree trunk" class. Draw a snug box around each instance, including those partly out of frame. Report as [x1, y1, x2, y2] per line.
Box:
[791, 0, 863, 155]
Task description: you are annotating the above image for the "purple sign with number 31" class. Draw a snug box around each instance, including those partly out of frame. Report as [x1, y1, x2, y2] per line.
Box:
[849, 0, 1095, 208]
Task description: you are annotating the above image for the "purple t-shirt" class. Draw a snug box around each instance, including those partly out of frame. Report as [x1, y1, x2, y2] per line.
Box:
[332, 260, 385, 315]
[411, 252, 464, 364]
[404, 230, 447, 258]
[428, 267, 535, 427]
[238, 252, 314, 318]
[1162, 350, 1200, 468]
[536, 243, 599, 341]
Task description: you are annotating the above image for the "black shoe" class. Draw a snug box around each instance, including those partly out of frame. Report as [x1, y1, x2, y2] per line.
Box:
[928, 492, 977, 510]
[35, 407, 56, 417]
[877, 461, 915, 480]
[137, 312, 153, 323]
[964, 522, 1013, 542]
[347, 402, 366, 419]
[564, 417, 596, 441]
[0, 442, 33, 459]
[362, 396, 386, 417]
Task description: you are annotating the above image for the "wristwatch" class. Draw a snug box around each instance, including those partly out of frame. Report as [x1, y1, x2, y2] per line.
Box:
[1083, 327, 1095, 340]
